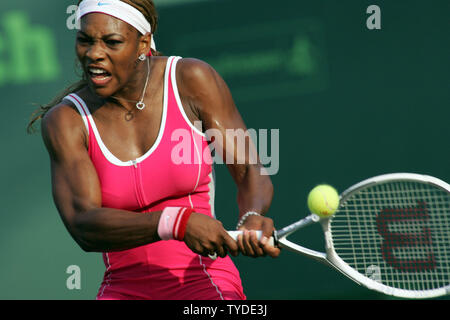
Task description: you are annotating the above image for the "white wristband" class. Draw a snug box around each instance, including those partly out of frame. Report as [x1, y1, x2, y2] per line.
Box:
[158, 207, 182, 240]
[236, 211, 261, 230]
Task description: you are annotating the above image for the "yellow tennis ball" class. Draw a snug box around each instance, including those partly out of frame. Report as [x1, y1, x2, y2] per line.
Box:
[307, 184, 340, 218]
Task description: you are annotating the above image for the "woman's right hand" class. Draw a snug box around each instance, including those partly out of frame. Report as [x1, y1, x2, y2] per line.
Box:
[183, 213, 239, 259]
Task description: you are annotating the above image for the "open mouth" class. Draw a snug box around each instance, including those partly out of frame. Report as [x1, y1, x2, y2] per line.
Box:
[87, 67, 112, 86]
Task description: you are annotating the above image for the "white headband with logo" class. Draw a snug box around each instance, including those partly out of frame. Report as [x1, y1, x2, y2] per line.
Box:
[77, 0, 156, 51]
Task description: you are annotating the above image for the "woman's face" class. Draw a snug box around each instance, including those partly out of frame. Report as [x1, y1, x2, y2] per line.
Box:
[76, 13, 147, 98]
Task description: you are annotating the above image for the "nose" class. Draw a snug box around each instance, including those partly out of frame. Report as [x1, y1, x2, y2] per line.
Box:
[85, 41, 106, 61]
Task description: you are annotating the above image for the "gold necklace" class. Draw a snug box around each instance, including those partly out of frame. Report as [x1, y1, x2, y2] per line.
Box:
[105, 97, 135, 121]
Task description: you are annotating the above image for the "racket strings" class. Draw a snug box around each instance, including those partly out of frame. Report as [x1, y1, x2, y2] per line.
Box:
[330, 181, 450, 292]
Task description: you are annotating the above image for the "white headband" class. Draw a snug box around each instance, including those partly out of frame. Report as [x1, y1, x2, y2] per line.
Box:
[77, 0, 156, 51]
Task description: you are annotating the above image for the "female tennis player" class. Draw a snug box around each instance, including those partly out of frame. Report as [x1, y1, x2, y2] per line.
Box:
[29, 0, 279, 300]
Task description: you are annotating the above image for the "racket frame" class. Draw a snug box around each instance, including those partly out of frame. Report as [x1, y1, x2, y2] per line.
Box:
[277, 173, 450, 299]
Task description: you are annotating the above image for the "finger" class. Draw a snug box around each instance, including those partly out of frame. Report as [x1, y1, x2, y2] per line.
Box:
[261, 218, 275, 239]
[249, 230, 265, 257]
[198, 240, 216, 258]
[216, 242, 227, 259]
[260, 236, 281, 258]
[223, 232, 239, 257]
[237, 232, 246, 254]
[193, 243, 208, 257]
[206, 235, 225, 259]
[242, 230, 256, 257]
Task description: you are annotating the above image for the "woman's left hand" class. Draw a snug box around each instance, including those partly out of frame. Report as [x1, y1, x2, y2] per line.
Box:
[236, 215, 281, 258]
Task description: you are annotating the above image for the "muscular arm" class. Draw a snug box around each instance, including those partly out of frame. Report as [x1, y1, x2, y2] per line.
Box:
[177, 59, 279, 257]
[178, 58, 274, 217]
[42, 102, 237, 257]
[42, 104, 161, 252]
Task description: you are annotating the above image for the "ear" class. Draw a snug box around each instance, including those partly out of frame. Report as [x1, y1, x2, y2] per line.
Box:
[138, 32, 152, 56]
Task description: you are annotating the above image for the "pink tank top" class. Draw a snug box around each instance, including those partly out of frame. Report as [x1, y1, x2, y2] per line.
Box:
[64, 56, 245, 300]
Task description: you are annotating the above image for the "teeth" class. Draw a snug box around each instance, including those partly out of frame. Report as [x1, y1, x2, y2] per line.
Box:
[89, 68, 107, 74]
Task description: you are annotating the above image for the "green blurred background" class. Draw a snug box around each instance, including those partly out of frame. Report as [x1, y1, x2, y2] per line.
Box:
[0, 0, 448, 299]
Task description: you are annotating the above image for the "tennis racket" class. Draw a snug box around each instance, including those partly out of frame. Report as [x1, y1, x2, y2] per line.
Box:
[228, 173, 450, 299]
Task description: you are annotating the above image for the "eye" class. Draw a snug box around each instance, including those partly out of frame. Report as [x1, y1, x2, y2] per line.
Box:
[105, 39, 123, 46]
[76, 36, 91, 44]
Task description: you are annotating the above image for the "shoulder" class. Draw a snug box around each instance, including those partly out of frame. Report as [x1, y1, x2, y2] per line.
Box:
[42, 101, 83, 133]
[41, 101, 87, 153]
[177, 58, 221, 87]
[176, 57, 228, 99]
[177, 57, 215, 74]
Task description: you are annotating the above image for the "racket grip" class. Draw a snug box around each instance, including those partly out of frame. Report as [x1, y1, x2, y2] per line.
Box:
[227, 230, 275, 247]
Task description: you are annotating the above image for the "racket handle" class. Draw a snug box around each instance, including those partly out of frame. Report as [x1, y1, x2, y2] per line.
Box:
[227, 230, 275, 247]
